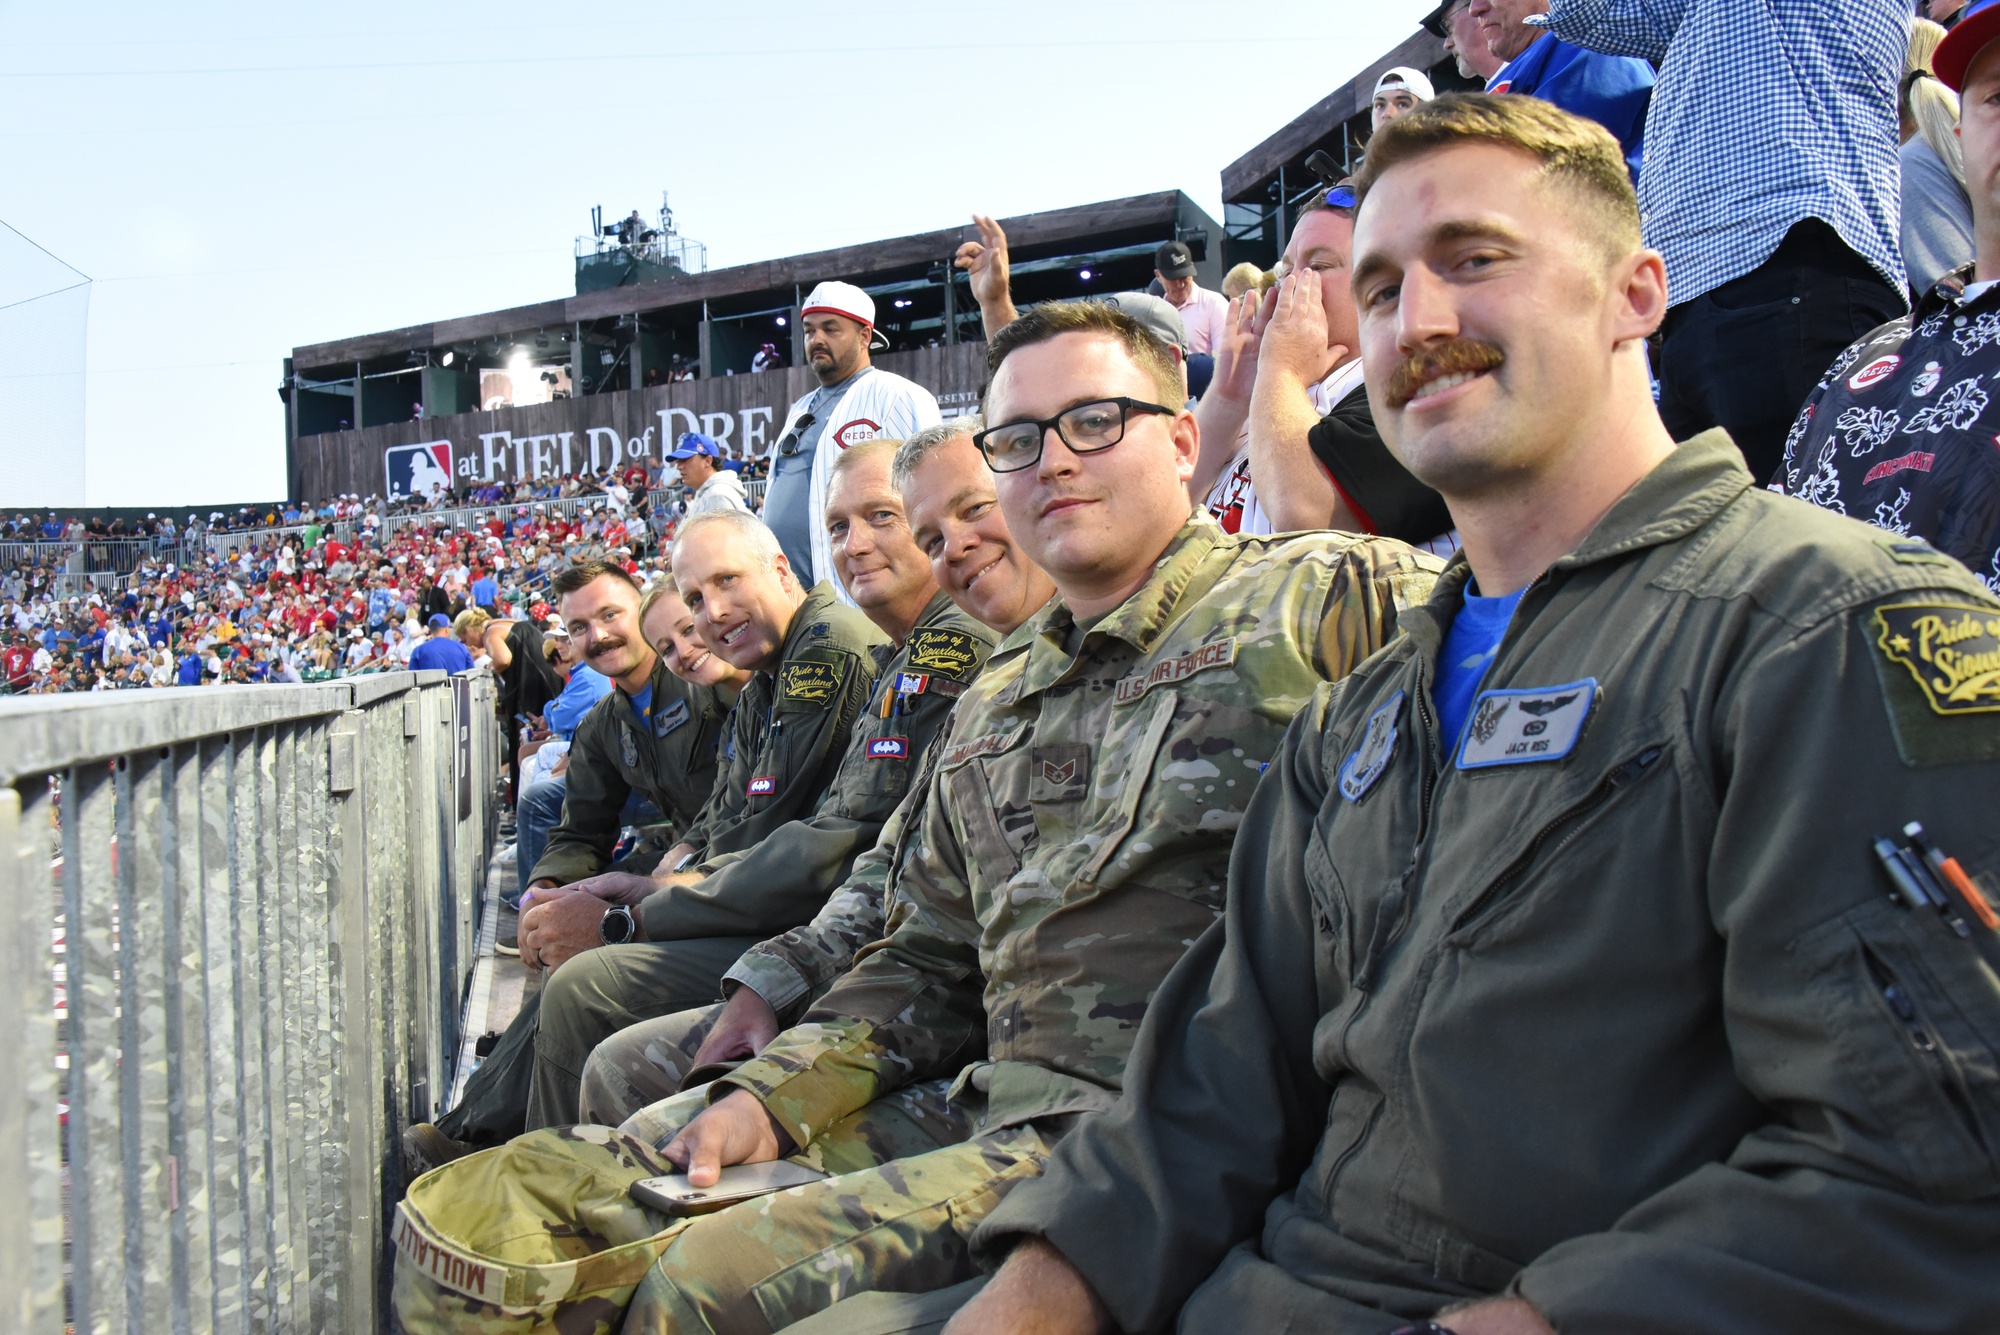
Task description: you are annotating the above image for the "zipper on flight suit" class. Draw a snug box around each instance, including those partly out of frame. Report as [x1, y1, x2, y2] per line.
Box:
[1864, 947, 1983, 1146]
[1354, 660, 1444, 993]
[1448, 744, 1664, 936]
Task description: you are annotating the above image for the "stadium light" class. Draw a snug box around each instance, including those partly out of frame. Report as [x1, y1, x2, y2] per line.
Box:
[1079, 268, 1093, 281]
[440, 350, 455, 366]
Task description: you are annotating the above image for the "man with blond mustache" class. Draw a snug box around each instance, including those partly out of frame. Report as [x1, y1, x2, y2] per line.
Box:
[955, 94, 2000, 1335]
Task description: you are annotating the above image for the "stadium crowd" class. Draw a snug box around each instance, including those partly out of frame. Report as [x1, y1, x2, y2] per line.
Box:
[42, 3, 2000, 1333]
[0, 459, 713, 694]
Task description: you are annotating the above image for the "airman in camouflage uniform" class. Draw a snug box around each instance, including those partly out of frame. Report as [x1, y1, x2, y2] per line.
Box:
[578, 421, 1051, 1127]
[615, 515, 1438, 1333]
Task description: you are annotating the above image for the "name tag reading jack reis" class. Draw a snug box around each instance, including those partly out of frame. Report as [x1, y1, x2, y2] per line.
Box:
[1456, 679, 1597, 769]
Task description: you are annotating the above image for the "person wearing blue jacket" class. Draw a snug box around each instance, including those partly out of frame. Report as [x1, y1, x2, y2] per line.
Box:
[1475, 0, 1653, 180]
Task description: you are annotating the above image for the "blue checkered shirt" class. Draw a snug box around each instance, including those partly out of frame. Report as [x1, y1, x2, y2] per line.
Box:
[1545, 0, 1907, 308]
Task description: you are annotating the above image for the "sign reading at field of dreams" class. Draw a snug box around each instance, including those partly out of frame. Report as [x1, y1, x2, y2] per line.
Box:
[291, 343, 987, 502]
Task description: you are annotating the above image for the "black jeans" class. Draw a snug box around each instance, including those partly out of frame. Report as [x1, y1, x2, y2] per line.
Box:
[1657, 219, 1904, 485]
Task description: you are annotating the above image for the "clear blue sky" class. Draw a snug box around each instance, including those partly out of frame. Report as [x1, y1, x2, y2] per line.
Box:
[0, 1, 1429, 507]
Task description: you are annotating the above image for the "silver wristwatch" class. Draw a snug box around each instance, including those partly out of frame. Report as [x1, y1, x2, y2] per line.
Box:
[599, 903, 637, 945]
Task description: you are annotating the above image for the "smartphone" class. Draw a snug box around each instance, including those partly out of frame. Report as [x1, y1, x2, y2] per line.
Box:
[630, 1161, 830, 1216]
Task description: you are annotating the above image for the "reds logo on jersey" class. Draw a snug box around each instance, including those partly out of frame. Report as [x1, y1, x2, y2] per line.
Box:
[831, 418, 884, 448]
[1847, 354, 1901, 392]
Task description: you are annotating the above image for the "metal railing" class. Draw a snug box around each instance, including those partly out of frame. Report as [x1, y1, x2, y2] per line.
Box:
[0, 668, 498, 1334]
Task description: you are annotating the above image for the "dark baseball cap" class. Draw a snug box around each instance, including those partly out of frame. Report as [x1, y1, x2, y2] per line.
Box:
[1419, 0, 1464, 36]
[1154, 241, 1197, 280]
[668, 432, 721, 460]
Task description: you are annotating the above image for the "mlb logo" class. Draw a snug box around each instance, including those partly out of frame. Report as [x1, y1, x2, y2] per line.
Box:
[746, 776, 777, 797]
[386, 441, 454, 501]
[867, 736, 910, 760]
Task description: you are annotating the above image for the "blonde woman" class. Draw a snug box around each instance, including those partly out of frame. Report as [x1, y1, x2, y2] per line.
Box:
[1902, 18, 1973, 291]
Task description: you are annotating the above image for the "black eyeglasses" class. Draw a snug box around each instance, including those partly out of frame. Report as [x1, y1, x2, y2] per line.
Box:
[972, 397, 1178, 474]
[777, 413, 817, 457]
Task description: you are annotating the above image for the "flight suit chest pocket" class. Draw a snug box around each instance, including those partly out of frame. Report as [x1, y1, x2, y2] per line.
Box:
[853, 721, 914, 802]
[743, 716, 791, 812]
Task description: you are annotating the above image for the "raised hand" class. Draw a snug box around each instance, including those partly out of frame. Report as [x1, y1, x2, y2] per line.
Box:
[952, 214, 1011, 308]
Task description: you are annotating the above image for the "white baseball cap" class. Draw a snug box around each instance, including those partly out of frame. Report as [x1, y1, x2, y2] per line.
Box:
[1374, 66, 1436, 102]
[802, 280, 875, 328]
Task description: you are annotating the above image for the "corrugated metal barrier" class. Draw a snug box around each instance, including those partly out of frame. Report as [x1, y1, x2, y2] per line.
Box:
[0, 668, 498, 1334]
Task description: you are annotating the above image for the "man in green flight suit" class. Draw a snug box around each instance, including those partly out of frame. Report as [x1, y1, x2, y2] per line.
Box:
[956, 95, 2000, 1335]
[602, 299, 1441, 1333]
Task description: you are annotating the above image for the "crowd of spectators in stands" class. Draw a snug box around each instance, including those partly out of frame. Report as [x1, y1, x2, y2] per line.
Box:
[0, 458, 768, 695]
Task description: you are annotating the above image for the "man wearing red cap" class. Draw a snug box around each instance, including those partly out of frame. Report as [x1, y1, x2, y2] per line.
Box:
[764, 280, 941, 597]
[1774, 1, 2000, 592]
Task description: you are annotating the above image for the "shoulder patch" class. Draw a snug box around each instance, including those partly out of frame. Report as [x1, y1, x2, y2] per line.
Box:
[778, 659, 844, 707]
[1877, 535, 1958, 570]
[904, 627, 981, 680]
[1115, 638, 1239, 706]
[1875, 602, 2000, 715]
[866, 736, 910, 760]
[1338, 690, 1402, 802]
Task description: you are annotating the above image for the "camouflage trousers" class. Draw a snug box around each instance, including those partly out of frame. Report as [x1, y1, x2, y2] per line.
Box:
[528, 937, 759, 1131]
[579, 1002, 725, 1128]
[612, 1084, 1051, 1335]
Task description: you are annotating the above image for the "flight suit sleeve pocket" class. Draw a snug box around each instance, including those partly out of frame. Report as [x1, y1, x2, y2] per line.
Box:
[1794, 898, 2000, 1201]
